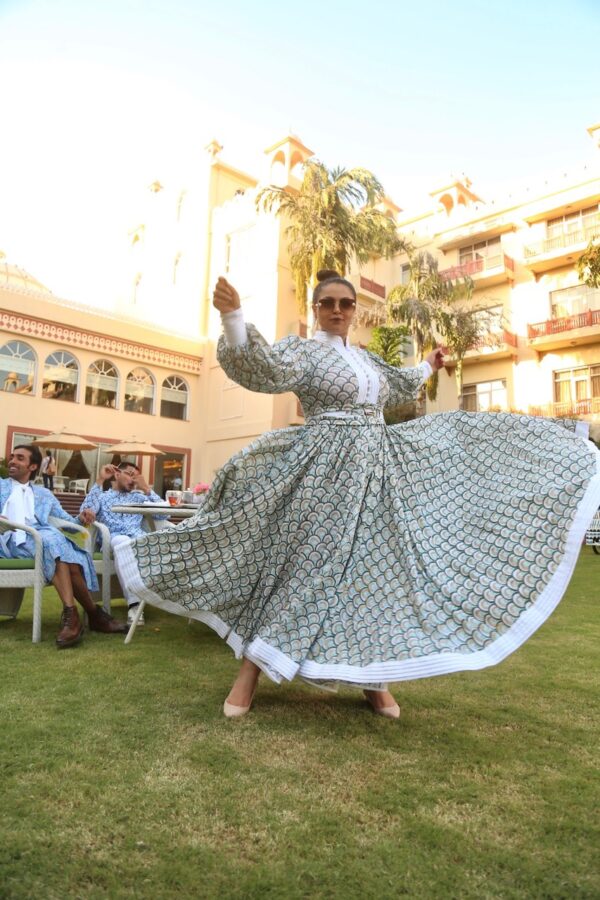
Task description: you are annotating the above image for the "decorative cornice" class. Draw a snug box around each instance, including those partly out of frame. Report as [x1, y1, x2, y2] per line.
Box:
[0, 281, 202, 341]
[0, 309, 203, 374]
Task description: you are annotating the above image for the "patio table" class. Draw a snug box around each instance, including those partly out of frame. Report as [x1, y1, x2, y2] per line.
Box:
[112, 503, 200, 643]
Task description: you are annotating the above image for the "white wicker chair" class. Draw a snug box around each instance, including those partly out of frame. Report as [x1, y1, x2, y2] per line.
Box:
[0, 519, 45, 642]
[89, 520, 122, 612]
[68, 479, 90, 493]
[0, 517, 115, 642]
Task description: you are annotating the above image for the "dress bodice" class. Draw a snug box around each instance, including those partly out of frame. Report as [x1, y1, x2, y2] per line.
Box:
[217, 324, 428, 419]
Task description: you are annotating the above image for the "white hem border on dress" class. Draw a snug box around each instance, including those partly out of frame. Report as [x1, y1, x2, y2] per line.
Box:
[113, 443, 600, 685]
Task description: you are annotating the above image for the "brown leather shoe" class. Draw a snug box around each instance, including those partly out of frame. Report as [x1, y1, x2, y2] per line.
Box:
[87, 605, 128, 635]
[56, 606, 84, 649]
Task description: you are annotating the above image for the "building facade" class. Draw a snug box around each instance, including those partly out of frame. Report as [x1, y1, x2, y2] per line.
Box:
[2, 124, 599, 495]
[397, 125, 600, 425]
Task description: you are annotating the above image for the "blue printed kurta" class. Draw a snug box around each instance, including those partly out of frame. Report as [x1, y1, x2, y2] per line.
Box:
[114, 324, 600, 686]
[80, 484, 164, 538]
[0, 480, 98, 589]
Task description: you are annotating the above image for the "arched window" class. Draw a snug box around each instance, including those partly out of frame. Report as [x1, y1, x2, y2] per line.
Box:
[42, 350, 79, 402]
[124, 367, 155, 414]
[160, 375, 188, 420]
[0, 340, 36, 394]
[86, 359, 119, 408]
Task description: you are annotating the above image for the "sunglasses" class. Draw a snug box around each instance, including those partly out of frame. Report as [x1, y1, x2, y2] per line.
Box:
[317, 296, 356, 311]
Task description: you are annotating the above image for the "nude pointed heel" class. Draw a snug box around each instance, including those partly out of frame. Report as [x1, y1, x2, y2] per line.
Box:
[372, 702, 400, 720]
[365, 693, 400, 720]
[223, 699, 253, 718]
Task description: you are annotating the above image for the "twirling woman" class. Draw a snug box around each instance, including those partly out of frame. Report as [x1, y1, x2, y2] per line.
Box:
[114, 270, 600, 719]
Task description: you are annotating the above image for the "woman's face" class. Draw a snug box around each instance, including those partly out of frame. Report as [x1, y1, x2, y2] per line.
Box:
[313, 282, 356, 340]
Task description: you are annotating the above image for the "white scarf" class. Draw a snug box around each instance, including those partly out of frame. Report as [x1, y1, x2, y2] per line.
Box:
[1, 479, 36, 546]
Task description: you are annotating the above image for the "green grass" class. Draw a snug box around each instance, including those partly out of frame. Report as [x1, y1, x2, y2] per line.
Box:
[1, 551, 599, 899]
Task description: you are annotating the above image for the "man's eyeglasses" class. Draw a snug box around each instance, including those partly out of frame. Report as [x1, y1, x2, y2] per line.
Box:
[317, 296, 356, 312]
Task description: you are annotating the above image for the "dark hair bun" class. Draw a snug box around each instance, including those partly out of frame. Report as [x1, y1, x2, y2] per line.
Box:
[316, 268, 340, 282]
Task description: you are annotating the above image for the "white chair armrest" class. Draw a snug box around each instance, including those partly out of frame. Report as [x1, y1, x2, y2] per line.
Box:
[0, 517, 44, 550]
[0, 518, 44, 574]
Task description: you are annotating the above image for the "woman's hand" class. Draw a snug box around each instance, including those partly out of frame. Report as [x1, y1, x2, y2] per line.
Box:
[425, 347, 446, 371]
[213, 277, 241, 314]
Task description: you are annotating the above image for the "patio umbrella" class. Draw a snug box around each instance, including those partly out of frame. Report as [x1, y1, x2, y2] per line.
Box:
[32, 429, 99, 451]
[32, 429, 99, 491]
[105, 436, 165, 456]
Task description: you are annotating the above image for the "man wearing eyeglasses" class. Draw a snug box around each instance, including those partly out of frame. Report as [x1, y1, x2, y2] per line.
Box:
[80, 462, 165, 626]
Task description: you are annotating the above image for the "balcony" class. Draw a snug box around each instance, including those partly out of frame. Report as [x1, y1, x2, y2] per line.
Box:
[357, 275, 386, 300]
[436, 212, 516, 250]
[523, 214, 600, 273]
[446, 329, 518, 366]
[527, 308, 600, 351]
[439, 254, 515, 288]
[528, 397, 600, 419]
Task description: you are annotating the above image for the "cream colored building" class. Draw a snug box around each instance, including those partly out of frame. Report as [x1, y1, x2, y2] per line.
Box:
[0, 264, 203, 492]
[397, 124, 600, 424]
[2, 125, 599, 494]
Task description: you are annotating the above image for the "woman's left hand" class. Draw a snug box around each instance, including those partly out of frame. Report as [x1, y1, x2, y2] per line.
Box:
[425, 347, 446, 371]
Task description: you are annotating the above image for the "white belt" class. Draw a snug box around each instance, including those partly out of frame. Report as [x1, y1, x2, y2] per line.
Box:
[306, 409, 384, 425]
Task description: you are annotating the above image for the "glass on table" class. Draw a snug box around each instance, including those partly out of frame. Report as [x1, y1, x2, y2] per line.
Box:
[165, 490, 182, 507]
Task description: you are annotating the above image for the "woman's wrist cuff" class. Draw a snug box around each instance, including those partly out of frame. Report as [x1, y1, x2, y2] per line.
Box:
[221, 308, 247, 346]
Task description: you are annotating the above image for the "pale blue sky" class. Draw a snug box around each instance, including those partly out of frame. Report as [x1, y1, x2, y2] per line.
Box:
[1, 0, 599, 305]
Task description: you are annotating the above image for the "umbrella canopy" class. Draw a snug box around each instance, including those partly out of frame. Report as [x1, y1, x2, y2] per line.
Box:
[105, 437, 165, 457]
[32, 429, 99, 451]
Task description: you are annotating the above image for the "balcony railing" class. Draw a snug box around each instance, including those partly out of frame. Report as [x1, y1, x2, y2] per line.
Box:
[359, 276, 386, 299]
[528, 308, 600, 339]
[501, 329, 518, 347]
[524, 214, 600, 259]
[448, 329, 517, 362]
[439, 254, 514, 282]
[529, 398, 600, 418]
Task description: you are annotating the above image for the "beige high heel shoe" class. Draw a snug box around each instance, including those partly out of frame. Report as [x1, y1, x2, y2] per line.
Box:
[223, 686, 256, 718]
[365, 692, 400, 720]
[223, 698, 253, 718]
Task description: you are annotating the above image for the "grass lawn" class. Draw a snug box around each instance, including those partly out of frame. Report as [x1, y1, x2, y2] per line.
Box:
[1, 550, 599, 899]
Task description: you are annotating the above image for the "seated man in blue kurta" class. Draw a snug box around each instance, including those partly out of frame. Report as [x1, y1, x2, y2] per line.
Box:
[80, 461, 165, 626]
[0, 445, 128, 647]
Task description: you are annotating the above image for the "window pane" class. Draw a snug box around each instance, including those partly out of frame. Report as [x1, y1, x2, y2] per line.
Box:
[160, 376, 188, 420]
[42, 351, 79, 402]
[463, 379, 506, 411]
[575, 378, 588, 401]
[86, 359, 118, 408]
[554, 373, 572, 403]
[0, 341, 36, 394]
[124, 368, 154, 414]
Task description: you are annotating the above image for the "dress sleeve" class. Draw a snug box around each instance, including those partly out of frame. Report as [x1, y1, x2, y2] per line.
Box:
[217, 323, 307, 395]
[366, 352, 432, 407]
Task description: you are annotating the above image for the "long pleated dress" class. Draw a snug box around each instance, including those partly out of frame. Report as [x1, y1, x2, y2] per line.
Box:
[114, 320, 600, 687]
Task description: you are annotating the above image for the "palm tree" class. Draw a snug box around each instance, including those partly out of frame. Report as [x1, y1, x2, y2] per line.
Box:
[367, 325, 410, 367]
[577, 238, 600, 288]
[435, 281, 497, 409]
[367, 324, 416, 424]
[257, 159, 406, 311]
[386, 252, 452, 409]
